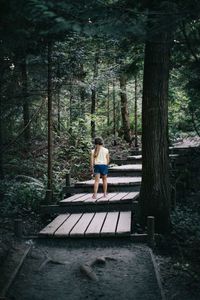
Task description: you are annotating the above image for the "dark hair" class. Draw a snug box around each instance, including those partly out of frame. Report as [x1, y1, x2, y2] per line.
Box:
[94, 137, 103, 158]
[94, 137, 103, 145]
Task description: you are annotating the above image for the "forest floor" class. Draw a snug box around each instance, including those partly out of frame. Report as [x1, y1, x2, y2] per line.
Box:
[0, 136, 200, 299]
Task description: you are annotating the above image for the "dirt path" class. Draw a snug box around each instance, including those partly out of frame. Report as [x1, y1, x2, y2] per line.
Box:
[7, 239, 163, 300]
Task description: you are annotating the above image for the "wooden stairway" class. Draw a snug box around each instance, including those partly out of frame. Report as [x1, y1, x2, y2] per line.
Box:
[39, 162, 142, 238]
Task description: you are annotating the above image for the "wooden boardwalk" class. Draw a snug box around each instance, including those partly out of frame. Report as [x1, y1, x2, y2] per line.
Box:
[39, 162, 141, 238]
[39, 147, 185, 238]
[39, 211, 132, 238]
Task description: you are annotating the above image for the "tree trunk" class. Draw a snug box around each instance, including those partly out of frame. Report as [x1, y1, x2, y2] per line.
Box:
[134, 76, 139, 148]
[112, 80, 117, 144]
[47, 41, 53, 201]
[21, 57, 30, 145]
[119, 74, 131, 143]
[79, 64, 86, 118]
[107, 83, 110, 128]
[91, 53, 99, 140]
[139, 19, 172, 233]
[57, 88, 61, 135]
[0, 80, 4, 179]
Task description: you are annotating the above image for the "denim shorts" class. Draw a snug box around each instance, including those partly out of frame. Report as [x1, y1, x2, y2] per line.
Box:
[94, 164, 108, 175]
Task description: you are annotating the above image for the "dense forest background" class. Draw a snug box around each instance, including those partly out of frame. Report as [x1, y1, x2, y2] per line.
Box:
[0, 0, 200, 238]
[1, 0, 200, 296]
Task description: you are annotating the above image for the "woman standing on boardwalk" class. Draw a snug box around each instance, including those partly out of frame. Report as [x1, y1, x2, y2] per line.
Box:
[90, 137, 110, 199]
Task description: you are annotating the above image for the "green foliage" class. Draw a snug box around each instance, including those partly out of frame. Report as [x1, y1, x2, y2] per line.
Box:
[171, 204, 200, 240]
[0, 177, 45, 216]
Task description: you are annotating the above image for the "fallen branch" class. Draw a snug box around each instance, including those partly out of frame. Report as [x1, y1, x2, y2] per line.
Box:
[79, 256, 117, 281]
[80, 264, 98, 281]
[38, 253, 69, 271]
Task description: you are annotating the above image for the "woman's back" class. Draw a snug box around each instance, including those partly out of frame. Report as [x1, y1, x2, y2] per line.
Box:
[92, 146, 109, 165]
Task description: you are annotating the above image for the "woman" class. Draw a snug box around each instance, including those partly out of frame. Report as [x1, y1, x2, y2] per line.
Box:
[90, 137, 110, 199]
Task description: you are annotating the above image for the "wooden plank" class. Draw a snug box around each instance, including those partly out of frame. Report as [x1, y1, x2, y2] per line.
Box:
[121, 192, 139, 201]
[84, 193, 104, 203]
[85, 212, 107, 236]
[60, 193, 86, 204]
[100, 212, 119, 236]
[75, 177, 141, 186]
[116, 211, 131, 236]
[72, 193, 93, 203]
[70, 213, 95, 237]
[110, 164, 142, 171]
[108, 192, 128, 202]
[39, 214, 70, 236]
[96, 192, 118, 203]
[54, 213, 82, 237]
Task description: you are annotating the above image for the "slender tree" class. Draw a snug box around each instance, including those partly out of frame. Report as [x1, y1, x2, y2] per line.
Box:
[47, 41, 53, 202]
[20, 56, 30, 145]
[134, 75, 139, 148]
[91, 52, 99, 139]
[119, 73, 131, 143]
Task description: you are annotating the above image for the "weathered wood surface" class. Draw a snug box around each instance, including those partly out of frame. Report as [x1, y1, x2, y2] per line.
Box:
[70, 213, 94, 237]
[109, 164, 142, 177]
[39, 214, 70, 236]
[39, 211, 132, 238]
[116, 211, 131, 236]
[110, 164, 142, 171]
[101, 212, 119, 236]
[60, 191, 139, 205]
[85, 212, 107, 236]
[54, 214, 82, 237]
[75, 177, 141, 186]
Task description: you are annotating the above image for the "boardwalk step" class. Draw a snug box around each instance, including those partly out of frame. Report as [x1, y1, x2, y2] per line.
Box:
[60, 191, 139, 205]
[39, 211, 132, 238]
[75, 176, 141, 187]
[109, 164, 142, 177]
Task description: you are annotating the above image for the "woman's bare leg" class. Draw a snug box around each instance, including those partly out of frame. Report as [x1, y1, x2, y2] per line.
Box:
[102, 175, 108, 197]
[93, 174, 100, 198]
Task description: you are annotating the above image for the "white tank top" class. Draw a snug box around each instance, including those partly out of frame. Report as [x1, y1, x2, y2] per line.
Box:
[91, 146, 109, 165]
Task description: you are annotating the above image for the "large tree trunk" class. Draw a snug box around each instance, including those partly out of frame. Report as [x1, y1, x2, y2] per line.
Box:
[119, 74, 131, 143]
[0, 80, 3, 179]
[21, 57, 30, 145]
[47, 41, 53, 202]
[91, 53, 99, 139]
[139, 19, 172, 233]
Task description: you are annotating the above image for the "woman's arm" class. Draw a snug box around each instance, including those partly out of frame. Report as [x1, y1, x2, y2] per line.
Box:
[90, 151, 94, 173]
[106, 152, 110, 165]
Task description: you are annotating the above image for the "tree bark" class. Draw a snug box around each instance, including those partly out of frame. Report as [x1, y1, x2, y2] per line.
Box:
[79, 63, 86, 118]
[0, 80, 3, 179]
[107, 83, 110, 128]
[112, 80, 117, 144]
[21, 57, 30, 145]
[134, 76, 139, 148]
[139, 17, 172, 233]
[91, 53, 99, 140]
[57, 88, 61, 135]
[119, 74, 131, 143]
[47, 41, 53, 200]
